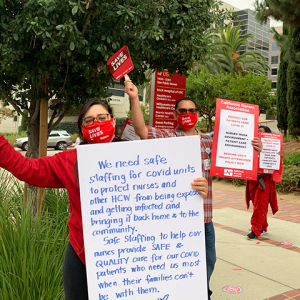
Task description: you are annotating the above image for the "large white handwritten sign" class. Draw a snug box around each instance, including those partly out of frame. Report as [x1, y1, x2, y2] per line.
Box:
[77, 136, 207, 300]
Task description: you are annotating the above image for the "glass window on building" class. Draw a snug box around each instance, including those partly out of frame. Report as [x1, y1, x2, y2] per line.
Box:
[272, 42, 279, 51]
[271, 56, 279, 64]
[107, 88, 125, 97]
[271, 82, 277, 89]
[271, 68, 278, 75]
[238, 15, 249, 20]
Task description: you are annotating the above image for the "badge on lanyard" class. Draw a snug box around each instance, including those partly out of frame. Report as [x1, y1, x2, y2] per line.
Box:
[204, 147, 211, 170]
[204, 159, 211, 170]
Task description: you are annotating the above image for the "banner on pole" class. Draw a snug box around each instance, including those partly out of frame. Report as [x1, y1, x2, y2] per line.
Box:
[149, 70, 186, 129]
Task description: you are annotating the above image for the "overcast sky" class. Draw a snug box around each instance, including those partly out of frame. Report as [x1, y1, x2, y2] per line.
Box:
[223, 0, 283, 27]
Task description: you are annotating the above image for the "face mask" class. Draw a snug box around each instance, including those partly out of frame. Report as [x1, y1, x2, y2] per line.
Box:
[81, 119, 115, 144]
[177, 113, 198, 130]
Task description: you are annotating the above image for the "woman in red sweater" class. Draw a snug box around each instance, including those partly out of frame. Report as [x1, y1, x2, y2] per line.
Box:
[0, 97, 208, 299]
[246, 126, 281, 240]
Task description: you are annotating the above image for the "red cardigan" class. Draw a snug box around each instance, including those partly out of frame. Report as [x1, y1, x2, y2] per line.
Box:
[0, 136, 86, 263]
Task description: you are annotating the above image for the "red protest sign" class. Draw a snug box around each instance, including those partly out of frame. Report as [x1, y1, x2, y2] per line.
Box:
[258, 132, 283, 182]
[119, 118, 141, 141]
[107, 46, 134, 80]
[210, 98, 259, 180]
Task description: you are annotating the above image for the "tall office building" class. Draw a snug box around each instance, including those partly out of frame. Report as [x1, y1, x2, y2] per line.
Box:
[234, 9, 270, 73]
[268, 26, 282, 90]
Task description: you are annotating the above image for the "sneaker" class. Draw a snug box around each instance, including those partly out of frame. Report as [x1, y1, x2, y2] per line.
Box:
[261, 230, 268, 235]
[246, 231, 257, 240]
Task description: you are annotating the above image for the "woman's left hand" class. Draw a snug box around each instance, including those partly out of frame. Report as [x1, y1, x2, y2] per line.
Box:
[192, 177, 208, 199]
[251, 137, 263, 152]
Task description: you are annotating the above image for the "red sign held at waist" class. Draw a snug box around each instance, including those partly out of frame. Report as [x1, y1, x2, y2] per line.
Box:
[107, 46, 134, 80]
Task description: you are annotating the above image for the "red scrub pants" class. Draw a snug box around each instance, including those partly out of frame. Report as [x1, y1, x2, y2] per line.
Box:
[248, 179, 271, 237]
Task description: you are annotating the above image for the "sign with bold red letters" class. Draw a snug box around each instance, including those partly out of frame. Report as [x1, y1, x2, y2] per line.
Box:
[258, 132, 283, 182]
[210, 98, 259, 180]
[107, 46, 134, 80]
[150, 70, 186, 129]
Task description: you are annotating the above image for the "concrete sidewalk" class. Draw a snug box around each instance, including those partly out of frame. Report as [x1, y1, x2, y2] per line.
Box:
[210, 187, 300, 300]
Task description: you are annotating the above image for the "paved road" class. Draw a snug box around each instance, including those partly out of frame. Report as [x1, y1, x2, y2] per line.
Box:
[15, 145, 76, 156]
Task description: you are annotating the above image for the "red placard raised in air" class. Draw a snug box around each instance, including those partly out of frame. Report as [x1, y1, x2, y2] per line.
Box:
[107, 46, 134, 80]
[210, 98, 259, 180]
[258, 132, 283, 182]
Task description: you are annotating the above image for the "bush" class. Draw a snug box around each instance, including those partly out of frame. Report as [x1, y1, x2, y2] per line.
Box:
[7, 138, 15, 147]
[54, 122, 78, 134]
[196, 119, 215, 132]
[283, 151, 300, 166]
[0, 169, 69, 299]
[19, 109, 28, 132]
[1, 131, 27, 138]
[276, 165, 300, 192]
[232, 178, 247, 187]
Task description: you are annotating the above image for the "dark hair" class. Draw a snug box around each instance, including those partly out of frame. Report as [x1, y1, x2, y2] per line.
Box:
[259, 125, 272, 133]
[77, 99, 113, 145]
[174, 97, 197, 110]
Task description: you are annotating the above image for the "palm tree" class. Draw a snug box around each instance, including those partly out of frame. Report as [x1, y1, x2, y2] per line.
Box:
[218, 24, 269, 75]
[197, 24, 269, 75]
[195, 28, 235, 75]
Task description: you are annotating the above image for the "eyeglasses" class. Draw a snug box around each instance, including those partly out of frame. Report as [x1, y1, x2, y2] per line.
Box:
[175, 108, 198, 114]
[82, 114, 111, 125]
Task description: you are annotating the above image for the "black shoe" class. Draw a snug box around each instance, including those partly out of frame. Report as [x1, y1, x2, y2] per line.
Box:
[246, 231, 257, 240]
[261, 230, 268, 235]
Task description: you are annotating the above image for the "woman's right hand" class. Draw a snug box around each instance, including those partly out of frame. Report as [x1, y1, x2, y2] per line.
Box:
[124, 80, 139, 101]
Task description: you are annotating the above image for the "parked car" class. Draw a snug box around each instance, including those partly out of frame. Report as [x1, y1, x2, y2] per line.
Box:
[14, 130, 73, 151]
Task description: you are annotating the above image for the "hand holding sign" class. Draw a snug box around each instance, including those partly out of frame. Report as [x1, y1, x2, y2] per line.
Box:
[107, 46, 134, 80]
[124, 80, 138, 100]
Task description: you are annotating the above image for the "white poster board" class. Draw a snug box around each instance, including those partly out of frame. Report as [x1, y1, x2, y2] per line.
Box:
[216, 109, 255, 170]
[210, 99, 259, 180]
[259, 136, 281, 170]
[77, 136, 207, 300]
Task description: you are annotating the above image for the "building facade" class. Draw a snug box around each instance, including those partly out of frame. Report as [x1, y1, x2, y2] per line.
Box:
[268, 26, 282, 90]
[234, 9, 270, 75]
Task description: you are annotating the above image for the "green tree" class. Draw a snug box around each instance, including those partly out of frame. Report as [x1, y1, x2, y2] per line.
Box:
[195, 28, 235, 75]
[186, 69, 231, 131]
[218, 24, 269, 75]
[0, 0, 230, 159]
[0, 100, 15, 124]
[276, 27, 289, 136]
[224, 71, 274, 111]
[286, 27, 300, 138]
[255, 1, 300, 138]
[255, 0, 300, 29]
[127, 103, 149, 122]
[186, 69, 274, 131]
[19, 109, 29, 132]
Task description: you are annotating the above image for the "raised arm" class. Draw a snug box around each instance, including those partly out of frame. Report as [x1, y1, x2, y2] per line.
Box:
[124, 80, 149, 139]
